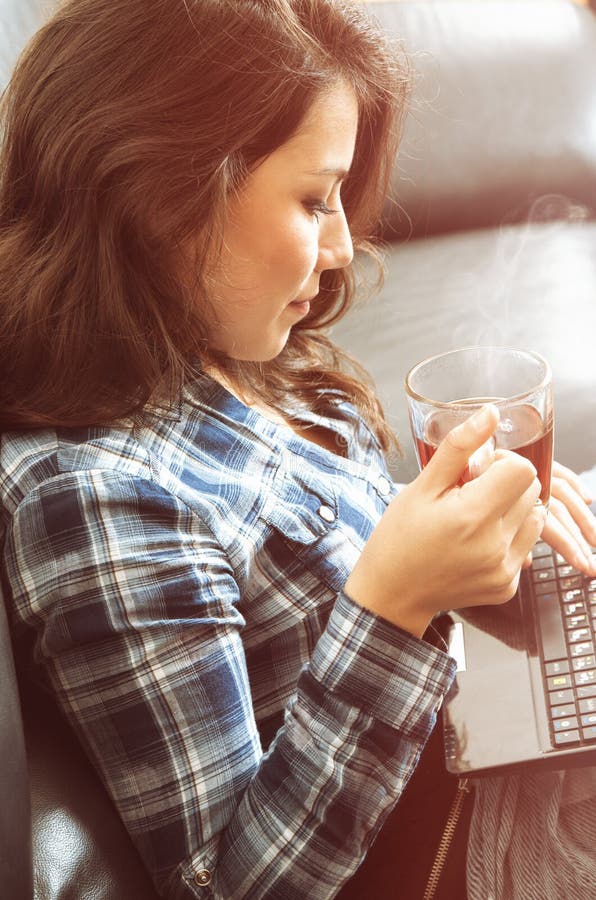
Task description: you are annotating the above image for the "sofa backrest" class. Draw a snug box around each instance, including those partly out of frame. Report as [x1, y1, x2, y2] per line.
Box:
[0, 0, 53, 87]
[5, 1, 595, 241]
[367, 0, 596, 238]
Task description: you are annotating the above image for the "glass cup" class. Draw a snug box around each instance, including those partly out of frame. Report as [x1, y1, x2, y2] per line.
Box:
[405, 346, 554, 507]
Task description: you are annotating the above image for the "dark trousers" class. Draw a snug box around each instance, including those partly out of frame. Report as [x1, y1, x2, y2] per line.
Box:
[337, 718, 472, 900]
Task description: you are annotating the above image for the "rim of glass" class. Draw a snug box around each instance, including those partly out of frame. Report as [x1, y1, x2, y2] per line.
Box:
[404, 346, 552, 408]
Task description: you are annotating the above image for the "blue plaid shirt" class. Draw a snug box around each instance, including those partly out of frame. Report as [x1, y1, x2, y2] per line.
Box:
[0, 373, 455, 899]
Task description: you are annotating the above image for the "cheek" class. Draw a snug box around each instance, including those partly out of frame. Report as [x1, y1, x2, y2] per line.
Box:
[272, 221, 318, 278]
[222, 200, 318, 292]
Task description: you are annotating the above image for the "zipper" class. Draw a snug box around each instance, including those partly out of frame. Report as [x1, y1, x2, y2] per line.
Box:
[421, 777, 472, 900]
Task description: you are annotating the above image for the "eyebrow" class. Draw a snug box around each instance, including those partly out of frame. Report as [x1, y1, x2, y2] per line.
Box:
[306, 167, 349, 179]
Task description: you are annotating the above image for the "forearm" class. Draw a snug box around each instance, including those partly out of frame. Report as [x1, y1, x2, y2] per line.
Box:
[177, 593, 455, 899]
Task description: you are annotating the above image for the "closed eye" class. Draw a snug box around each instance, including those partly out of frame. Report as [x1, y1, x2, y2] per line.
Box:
[304, 199, 339, 222]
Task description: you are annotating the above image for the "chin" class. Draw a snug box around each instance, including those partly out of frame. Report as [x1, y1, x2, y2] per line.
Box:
[228, 334, 290, 362]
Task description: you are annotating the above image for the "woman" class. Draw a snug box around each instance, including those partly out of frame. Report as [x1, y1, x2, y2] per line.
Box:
[0, 1, 594, 897]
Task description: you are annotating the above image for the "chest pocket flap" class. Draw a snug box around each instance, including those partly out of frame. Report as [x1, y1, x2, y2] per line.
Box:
[259, 466, 338, 545]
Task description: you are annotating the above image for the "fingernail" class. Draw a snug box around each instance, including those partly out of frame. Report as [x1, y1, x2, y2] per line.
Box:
[472, 404, 498, 432]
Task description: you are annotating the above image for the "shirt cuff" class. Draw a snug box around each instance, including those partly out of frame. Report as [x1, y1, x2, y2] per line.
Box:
[309, 591, 457, 739]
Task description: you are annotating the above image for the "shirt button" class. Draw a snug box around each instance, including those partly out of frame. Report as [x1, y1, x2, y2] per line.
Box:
[194, 869, 212, 887]
[317, 504, 335, 523]
[377, 475, 392, 496]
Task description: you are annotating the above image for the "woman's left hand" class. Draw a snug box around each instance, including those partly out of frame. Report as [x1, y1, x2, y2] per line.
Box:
[529, 461, 596, 575]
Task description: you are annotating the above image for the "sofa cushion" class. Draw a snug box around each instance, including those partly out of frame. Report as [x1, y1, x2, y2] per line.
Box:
[366, 0, 596, 237]
[333, 220, 596, 482]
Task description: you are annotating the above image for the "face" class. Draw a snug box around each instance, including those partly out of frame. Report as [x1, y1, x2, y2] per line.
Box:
[205, 81, 358, 361]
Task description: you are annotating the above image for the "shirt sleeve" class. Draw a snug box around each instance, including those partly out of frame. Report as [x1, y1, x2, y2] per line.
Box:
[5, 470, 456, 900]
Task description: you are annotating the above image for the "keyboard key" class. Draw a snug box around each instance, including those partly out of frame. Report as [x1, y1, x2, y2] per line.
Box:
[548, 674, 572, 690]
[553, 716, 579, 731]
[561, 576, 583, 590]
[568, 614, 588, 628]
[534, 555, 556, 569]
[551, 704, 575, 719]
[573, 656, 595, 671]
[577, 685, 596, 701]
[575, 670, 596, 686]
[556, 564, 577, 577]
[579, 698, 596, 714]
[581, 713, 596, 726]
[533, 542, 552, 559]
[534, 568, 556, 584]
[550, 689, 574, 705]
[554, 730, 581, 745]
[545, 660, 570, 676]
[568, 628, 590, 643]
[532, 553, 554, 571]
[582, 726, 596, 742]
[564, 601, 586, 616]
[537, 581, 559, 596]
[570, 643, 593, 658]
[536, 592, 568, 662]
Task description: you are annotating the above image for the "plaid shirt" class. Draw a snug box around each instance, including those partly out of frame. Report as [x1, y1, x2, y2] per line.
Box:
[0, 374, 455, 899]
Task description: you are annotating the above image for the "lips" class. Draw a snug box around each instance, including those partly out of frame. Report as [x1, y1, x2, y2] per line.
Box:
[288, 299, 311, 315]
[290, 294, 316, 305]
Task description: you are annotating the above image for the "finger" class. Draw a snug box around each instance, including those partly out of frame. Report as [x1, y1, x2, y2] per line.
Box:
[551, 476, 596, 546]
[549, 495, 592, 556]
[510, 504, 548, 569]
[502, 475, 542, 532]
[522, 551, 533, 569]
[419, 404, 500, 495]
[541, 502, 596, 575]
[465, 449, 538, 517]
[552, 460, 594, 504]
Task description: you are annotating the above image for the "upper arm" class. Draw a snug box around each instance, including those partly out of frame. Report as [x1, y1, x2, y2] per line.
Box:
[5, 470, 260, 892]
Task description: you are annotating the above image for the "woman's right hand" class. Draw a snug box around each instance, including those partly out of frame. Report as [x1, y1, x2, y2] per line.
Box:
[344, 404, 547, 638]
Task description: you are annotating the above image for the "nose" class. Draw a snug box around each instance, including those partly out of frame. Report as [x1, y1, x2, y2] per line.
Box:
[317, 206, 353, 272]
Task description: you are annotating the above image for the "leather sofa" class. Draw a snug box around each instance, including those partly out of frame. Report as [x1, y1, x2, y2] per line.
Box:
[2, 2, 596, 898]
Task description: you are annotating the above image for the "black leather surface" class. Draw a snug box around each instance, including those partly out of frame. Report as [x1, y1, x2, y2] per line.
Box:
[21, 675, 159, 900]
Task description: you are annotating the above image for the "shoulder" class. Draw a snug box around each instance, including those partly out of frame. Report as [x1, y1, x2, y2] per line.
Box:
[0, 424, 153, 514]
[0, 402, 281, 551]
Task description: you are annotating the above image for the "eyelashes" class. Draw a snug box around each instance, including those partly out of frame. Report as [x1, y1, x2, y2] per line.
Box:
[304, 199, 339, 222]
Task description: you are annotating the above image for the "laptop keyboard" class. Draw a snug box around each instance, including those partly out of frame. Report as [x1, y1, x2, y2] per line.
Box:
[531, 542, 596, 747]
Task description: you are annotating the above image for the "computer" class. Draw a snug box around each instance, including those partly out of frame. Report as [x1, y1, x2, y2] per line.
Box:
[442, 541, 596, 776]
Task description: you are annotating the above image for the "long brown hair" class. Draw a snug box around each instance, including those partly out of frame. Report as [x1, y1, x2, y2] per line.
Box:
[0, 0, 409, 450]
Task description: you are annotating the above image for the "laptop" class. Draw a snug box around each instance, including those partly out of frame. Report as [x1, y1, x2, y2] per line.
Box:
[441, 540, 596, 777]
